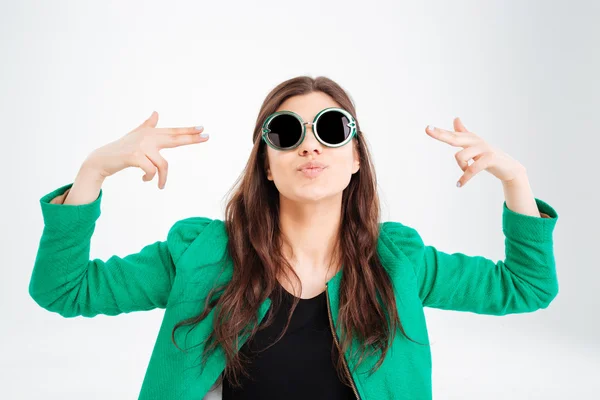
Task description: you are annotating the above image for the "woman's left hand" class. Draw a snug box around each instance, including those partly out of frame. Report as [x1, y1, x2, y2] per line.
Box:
[425, 118, 527, 188]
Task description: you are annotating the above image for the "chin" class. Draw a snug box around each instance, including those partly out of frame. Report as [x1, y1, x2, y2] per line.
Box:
[292, 189, 335, 203]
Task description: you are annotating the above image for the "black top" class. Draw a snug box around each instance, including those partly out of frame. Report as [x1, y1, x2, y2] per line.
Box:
[222, 283, 356, 400]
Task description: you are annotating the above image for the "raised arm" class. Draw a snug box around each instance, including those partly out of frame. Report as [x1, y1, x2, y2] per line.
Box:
[28, 182, 212, 318]
[29, 111, 211, 318]
[382, 197, 559, 315]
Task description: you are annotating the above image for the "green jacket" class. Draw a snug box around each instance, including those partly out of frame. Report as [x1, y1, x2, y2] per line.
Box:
[29, 183, 559, 399]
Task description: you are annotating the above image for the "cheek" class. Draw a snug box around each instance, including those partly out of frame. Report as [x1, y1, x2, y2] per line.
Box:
[332, 151, 357, 173]
[327, 163, 353, 188]
[313, 155, 355, 189]
[267, 154, 293, 181]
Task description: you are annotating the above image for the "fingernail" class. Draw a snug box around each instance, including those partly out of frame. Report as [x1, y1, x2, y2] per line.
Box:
[456, 181, 461, 188]
[427, 125, 435, 131]
[200, 133, 209, 138]
[195, 125, 203, 130]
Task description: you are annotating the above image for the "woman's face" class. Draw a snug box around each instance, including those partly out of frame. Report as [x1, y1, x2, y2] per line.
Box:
[265, 91, 360, 204]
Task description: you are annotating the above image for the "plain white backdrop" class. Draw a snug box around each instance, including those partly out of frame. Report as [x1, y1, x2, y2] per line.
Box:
[1, 0, 598, 398]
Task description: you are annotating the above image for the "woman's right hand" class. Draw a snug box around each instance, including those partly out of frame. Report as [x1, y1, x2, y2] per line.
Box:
[84, 111, 209, 190]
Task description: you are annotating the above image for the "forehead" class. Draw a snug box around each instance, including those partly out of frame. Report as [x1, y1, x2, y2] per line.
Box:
[275, 91, 342, 120]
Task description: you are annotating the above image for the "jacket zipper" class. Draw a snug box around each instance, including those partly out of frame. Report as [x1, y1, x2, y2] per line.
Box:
[325, 283, 362, 400]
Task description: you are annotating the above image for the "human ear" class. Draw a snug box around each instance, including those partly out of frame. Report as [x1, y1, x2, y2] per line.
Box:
[352, 141, 360, 174]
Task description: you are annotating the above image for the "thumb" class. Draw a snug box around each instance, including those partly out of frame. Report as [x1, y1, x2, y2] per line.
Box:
[453, 117, 468, 133]
[136, 111, 159, 130]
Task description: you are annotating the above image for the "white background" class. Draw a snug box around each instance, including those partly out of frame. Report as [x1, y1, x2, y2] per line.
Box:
[1, 0, 598, 398]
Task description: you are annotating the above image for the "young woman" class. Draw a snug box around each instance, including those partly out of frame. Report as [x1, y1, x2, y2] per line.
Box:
[29, 76, 559, 400]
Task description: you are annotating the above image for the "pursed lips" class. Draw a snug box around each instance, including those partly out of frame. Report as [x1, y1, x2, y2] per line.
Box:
[298, 165, 327, 178]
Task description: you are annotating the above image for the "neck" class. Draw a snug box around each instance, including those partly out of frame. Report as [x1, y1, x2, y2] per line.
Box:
[278, 193, 343, 280]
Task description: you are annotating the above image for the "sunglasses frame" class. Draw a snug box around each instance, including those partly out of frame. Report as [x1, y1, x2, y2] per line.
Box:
[261, 107, 357, 151]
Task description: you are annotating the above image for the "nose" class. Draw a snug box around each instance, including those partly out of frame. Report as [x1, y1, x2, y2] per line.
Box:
[298, 122, 322, 154]
[303, 122, 316, 135]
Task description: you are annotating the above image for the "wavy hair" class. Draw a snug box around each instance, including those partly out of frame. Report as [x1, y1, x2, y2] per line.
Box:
[172, 76, 422, 389]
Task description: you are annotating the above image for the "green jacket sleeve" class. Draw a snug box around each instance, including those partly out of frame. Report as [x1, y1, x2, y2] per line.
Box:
[28, 182, 212, 318]
[383, 198, 559, 315]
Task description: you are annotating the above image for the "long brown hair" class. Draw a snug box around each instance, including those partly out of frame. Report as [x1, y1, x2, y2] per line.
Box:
[172, 76, 420, 389]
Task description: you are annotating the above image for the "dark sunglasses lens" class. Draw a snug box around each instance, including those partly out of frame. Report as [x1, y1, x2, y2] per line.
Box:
[267, 114, 302, 148]
[317, 111, 352, 145]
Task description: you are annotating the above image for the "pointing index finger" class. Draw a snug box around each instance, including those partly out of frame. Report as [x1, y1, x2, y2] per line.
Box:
[426, 125, 456, 140]
[153, 126, 204, 135]
[425, 125, 476, 148]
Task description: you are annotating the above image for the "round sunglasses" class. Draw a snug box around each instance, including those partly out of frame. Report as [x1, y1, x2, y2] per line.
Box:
[261, 107, 357, 151]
